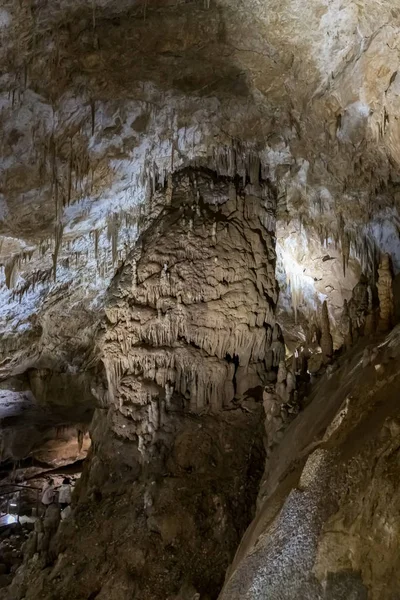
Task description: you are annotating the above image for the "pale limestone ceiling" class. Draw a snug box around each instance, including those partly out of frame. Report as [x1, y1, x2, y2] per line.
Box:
[0, 0, 399, 373]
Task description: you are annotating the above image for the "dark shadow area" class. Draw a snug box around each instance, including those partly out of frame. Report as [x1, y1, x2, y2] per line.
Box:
[0, 369, 96, 484]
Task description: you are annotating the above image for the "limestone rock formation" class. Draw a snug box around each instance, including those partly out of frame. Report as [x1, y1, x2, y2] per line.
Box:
[266, 324, 286, 373]
[320, 301, 333, 365]
[263, 360, 299, 460]
[0, 0, 399, 373]
[377, 254, 394, 332]
[339, 299, 352, 351]
[30, 429, 90, 468]
[1, 0, 400, 599]
[220, 326, 400, 600]
[364, 285, 377, 337]
[92, 168, 277, 475]
[6, 407, 266, 600]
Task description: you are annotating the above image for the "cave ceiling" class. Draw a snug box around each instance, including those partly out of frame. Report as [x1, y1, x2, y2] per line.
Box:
[0, 0, 400, 375]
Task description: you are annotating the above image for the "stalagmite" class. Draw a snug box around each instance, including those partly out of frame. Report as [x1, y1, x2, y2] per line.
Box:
[340, 299, 353, 351]
[308, 323, 320, 347]
[263, 358, 299, 459]
[286, 368, 296, 398]
[364, 285, 376, 336]
[275, 360, 287, 401]
[292, 349, 298, 375]
[166, 173, 173, 205]
[266, 323, 285, 370]
[349, 274, 369, 339]
[377, 253, 394, 332]
[320, 300, 333, 364]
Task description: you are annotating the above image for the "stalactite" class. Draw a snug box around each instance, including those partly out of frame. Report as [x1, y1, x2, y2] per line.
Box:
[266, 323, 285, 370]
[50, 135, 61, 222]
[248, 153, 260, 185]
[341, 232, 350, 276]
[107, 214, 119, 265]
[52, 223, 63, 281]
[90, 98, 96, 136]
[166, 173, 173, 205]
[170, 140, 175, 172]
[5, 256, 19, 290]
[94, 229, 100, 261]
[67, 139, 73, 205]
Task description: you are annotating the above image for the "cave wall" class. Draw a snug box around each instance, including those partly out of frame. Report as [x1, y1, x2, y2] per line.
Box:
[10, 406, 265, 600]
[2, 1, 400, 599]
[218, 327, 400, 600]
[0, 370, 95, 472]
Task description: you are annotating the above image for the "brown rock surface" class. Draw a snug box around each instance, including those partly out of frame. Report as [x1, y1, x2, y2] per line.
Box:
[377, 253, 394, 332]
[5, 407, 265, 600]
[219, 326, 400, 600]
[91, 168, 277, 475]
[320, 300, 333, 364]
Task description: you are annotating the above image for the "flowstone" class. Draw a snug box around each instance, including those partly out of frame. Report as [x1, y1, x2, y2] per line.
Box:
[93, 168, 278, 474]
[377, 254, 394, 332]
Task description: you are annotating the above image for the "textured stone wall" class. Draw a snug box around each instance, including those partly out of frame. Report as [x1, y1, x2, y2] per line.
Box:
[92, 168, 277, 473]
[218, 326, 400, 600]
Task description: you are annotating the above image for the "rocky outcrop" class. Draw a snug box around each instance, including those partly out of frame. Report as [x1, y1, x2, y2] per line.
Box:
[0, 167, 277, 599]
[219, 326, 400, 600]
[6, 406, 266, 600]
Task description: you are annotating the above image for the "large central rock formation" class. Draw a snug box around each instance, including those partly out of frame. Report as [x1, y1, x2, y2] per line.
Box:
[93, 168, 277, 473]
